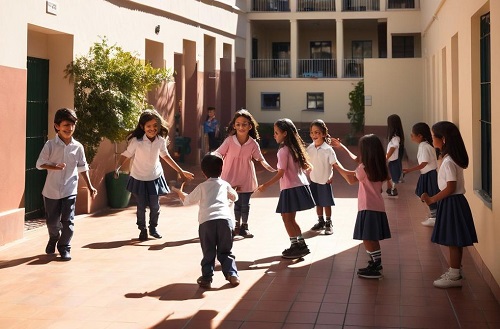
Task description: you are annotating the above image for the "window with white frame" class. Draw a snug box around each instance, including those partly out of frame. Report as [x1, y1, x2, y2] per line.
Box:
[306, 92, 324, 111]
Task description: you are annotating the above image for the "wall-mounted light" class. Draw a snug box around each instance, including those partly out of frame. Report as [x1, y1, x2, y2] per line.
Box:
[155, 25, 160, 34]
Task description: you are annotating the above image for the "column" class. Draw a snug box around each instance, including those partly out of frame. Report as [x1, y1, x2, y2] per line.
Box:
[336, 19, 344, 78]
[246, 19, 252, 79]
[290, 19, 298, 78]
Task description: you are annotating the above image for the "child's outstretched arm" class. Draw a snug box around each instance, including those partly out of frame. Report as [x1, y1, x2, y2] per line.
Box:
[114, 155, 130, 178]
[171, 186, 187, 202]
[80, 171, 98, 198]
[259, 159, 277, 172]
[421, 181, 456, 205]
[161, 154, 195, 181]
[330, 138, 358, 162]
[403, 161, 427, 175]
[256, 169, 284, 192]
[333, 161, 358, 185]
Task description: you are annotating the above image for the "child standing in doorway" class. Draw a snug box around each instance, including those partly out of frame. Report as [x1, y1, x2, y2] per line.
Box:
[216, 109, 276, 238]
[332, 134, 392, 279]
[204, 106, 220, 151]
[386, 114, 405, 196]
[114, 109, 194, 241]
[172, 153, 240, 289]
[403, 122, 439, 227]
[36, 108, 98, 261]
[257, 118, 316, 259]
[307, 119, 339, 235]
[421, 121, 477, 288]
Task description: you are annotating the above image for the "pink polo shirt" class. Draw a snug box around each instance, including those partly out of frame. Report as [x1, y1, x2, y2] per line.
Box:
[355, 164, 385, 212]
[217, 135, 265, 193]
[277, 145, 309, 191]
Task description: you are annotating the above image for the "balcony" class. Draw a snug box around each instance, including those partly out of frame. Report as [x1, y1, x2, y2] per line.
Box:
[387, 0, 419, 9]
[250, 58, 364, 78]
[297, 0, 335, 12]
[251, 59, 291, 78]
[252, 0, 290, 12]
[343, 59, 364, 78]
[298, 59, 336, 78]
[343, 0, 380, 11]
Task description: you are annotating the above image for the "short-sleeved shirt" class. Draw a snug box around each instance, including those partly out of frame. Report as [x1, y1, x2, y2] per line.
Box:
[306, 142, 338, 184]
[417, 141, 438, 174]
[387, 135, 400, 161]
[182, 177, 238, 225]
[277, 145, 309, 190]
[203, 118, 219, 134]
[36, 135, 89, 199]
[121, 135, 169, 181]
[216, 135, 264, 192]
[355, 164, 385, 212]
[438, 155, 465, 194]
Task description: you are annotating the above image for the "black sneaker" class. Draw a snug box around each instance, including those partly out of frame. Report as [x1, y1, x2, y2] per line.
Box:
[311, 220, 325, 231]
[45, 238, 58, 254]
[386, 188, 398, 197]
[197, 276, 212, 289]
[58, 249, 72, 261]
[357, 267, 383, 279]
[324, 220, 333, 235]
[233, 221, 241, 237]
[149, 229, 162, 239]
[357, 260, 383, 274]
[282, 244, 310, 259]
[239, 224, 254, 238]
[138, 229, 148, 241]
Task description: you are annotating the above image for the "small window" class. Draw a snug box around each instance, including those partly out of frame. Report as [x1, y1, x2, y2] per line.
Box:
[261, 92, 280, 110]
[306, 93, 324, 111]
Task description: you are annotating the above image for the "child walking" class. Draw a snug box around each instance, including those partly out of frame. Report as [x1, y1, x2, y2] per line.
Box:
[332, 134, 392, 279]
[215, 109, 276, 238]
[421, 121, 477, 288]
[171, 153, 240, 289]
[403, 122, 440, 227]
[257, 118, 316, 259]
[307, 119, 339, 235]
[36, 108, 98, 261]
[114, 109, 194, 241]
[386, 114, 405, 196]
[203, 106, 220, 151]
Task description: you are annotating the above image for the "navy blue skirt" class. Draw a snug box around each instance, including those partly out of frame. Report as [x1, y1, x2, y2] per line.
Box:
[415, 170, 439, 198]
[431, 194, 478, 247]
[309, 181, 335, 207]
[353, 210, 392, 241]
[126, 175, 170, 196]
[276, 185, 316, 213]
[388, 159, 402, 183]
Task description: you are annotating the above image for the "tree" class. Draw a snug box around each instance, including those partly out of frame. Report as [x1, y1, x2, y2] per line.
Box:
[346, 80, 364, 144]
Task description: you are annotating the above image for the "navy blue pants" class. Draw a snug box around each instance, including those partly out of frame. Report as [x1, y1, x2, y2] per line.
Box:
[44, 195, 76, 252]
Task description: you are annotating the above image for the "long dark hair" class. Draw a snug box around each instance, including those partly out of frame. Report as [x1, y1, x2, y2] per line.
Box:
[387, 114, 405, 147]
[358, 134, 388, 182]
[226, 109, 260, 141]
[412, 122, 433, 146]
[127, 109, 169, 141]
[432, 121, 468, 168]
[274, 118, 311, 170]
[310, 119, 332, 144]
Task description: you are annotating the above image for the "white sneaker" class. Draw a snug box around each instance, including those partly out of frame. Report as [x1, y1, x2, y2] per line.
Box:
[433, 271, 462, 288]
[421, 217, 436, 227]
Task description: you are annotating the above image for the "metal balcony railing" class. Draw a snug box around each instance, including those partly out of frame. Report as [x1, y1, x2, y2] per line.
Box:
[298, 59, 336, 78]
[297, 0, 336, 12]
[343, 59, 364, 78]
[343, 0, 380, 11]
[251, 59, 291, 78]
[252, 0, 290, 12]
[387, 0, 419, 9]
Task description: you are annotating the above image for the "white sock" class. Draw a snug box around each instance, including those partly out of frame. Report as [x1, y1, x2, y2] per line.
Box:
[449, 267, 461, 277]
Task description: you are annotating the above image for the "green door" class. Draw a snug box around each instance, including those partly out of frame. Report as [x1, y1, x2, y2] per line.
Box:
[25, 57, 49, 220]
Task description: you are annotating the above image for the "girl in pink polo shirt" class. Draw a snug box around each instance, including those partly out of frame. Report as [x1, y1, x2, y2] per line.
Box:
[216, 110, 276, 238]
[332, 134, 392, 279]
[257, 119, 316, 259]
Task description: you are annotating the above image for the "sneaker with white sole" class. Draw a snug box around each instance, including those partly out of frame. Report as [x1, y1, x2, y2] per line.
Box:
[324, 220, 333, 235]
[433, 271, 462, 288]
[421, 217, 436, 227]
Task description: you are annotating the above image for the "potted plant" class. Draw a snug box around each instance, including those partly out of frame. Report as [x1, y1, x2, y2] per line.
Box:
[346, 80, 365, 145]
[64, 37, 173, 208]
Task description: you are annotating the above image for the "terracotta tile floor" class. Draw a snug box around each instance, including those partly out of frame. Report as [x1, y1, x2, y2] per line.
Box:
[1, 149, 499, 328]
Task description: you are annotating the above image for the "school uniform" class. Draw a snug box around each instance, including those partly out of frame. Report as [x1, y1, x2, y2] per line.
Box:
[387, 135, 401, 183]
[414, 141, 440, 210]
[306, 141, 337, 207]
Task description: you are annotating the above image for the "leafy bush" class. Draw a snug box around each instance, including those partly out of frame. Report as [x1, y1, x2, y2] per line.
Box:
[346, 80, 364, 144]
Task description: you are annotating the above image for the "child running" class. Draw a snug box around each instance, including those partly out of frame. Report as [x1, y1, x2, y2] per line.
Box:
[257, 118, 316, 259]
[386, 114, 405, 196]
[421, 121, 478, 288]
[307, 119, 339, 235]
[332, 134, 392, 279]
[172, 153, 240, 289]
[215, 109, 276, 238]
[114, 109, 194, 241]
[403, 122, 440, 227]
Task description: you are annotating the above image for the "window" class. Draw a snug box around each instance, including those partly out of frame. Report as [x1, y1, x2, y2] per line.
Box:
[480, 12, 491, 199]
[310, 41, 332, 59]
[352, 41, 372, 59]
[306, 93, 324, 111]
[261, 93, 280, 110]
[392, 35, 415, 58]
[388, 0, 415, 9]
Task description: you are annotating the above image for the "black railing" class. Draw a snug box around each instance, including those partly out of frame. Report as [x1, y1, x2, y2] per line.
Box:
[252, 0, 290, 12]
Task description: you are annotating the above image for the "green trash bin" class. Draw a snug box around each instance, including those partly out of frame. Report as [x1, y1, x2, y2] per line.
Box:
[105, 171, 131, 208]
[175, 136, 191, 162]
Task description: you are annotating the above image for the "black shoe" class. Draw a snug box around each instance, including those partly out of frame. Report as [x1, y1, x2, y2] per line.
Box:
[357, 267, 383, 279]
[197, 276, 212, 289]
[149, 229, 162, 239]
[282, 244, 310, 259]
[324, 220, 333, 235]
[386, 188, 398, 197]
[45, 238, 58, 254]
[233, 221, 241, 237]
[59, 250, 72, 261]
[239, 224, 254, 238]
[311, 219, 325, 231]
[139, 229, 148, 241]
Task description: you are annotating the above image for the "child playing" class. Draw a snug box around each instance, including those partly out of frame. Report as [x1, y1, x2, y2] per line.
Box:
[215, 109, 276, 238]
[332, 134, 392, 279]
[386, 114, 405, 196]
[36, 108, 98, 261]
[204, 106, 220, 151]
[114, 109, 194, 241]
[171, 153, 240, 289]
[307, 119, 339, 235]
[403, 122, 439, 227]
[257, 118, 316, 259]
[421, 121, 478, 288]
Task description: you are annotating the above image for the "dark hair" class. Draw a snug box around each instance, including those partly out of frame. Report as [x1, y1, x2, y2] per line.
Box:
[274, 118, 311, 170]
[127, 109, 169, 141]
[226, 109, 260, 141]
[387, 114, 405, 148]
[201, 153, 223, 178]
[432, 121, 469, 168]
[310, 119, 332, 144]
[54, 108, 78, 132]
[206, 106, 216, 121]
[412, 122, 433, 146]
[358, 134, 388, 182]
